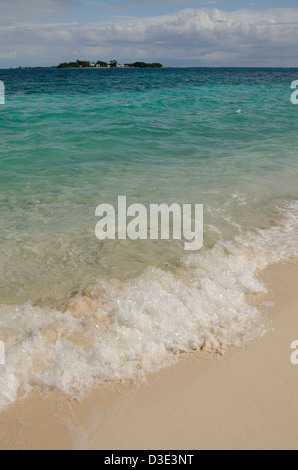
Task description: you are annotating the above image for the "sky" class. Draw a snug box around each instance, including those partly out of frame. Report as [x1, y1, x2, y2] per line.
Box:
[1, 0, 298, 67]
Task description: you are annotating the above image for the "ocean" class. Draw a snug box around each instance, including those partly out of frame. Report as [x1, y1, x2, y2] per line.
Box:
[0, 67, 298, 409]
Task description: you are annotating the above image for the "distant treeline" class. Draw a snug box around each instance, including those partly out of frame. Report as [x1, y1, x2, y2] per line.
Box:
[57, 60, 163, 69]
[57, 60, 107, 68]
[125, 62, 163, 68]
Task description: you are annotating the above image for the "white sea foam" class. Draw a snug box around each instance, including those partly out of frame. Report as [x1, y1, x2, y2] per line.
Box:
[0, 202, 297, 411]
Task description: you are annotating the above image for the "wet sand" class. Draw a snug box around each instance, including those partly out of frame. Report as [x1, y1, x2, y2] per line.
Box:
[0, 260, 297, 450]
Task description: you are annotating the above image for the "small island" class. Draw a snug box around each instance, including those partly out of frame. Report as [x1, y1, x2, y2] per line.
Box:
[57, 60, 163, 69]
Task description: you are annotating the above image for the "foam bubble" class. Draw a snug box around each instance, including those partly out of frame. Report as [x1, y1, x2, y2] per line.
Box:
[0, 202, 297, 411]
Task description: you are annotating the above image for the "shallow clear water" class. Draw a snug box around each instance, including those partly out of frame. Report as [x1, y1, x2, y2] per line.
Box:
[0, 68, 298, 408]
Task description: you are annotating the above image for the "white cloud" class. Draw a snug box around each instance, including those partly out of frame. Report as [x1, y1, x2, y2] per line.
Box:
[1, 8, 298, 67]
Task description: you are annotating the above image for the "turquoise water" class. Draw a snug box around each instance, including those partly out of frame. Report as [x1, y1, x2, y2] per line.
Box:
[1, 68, 298, 305]
[0, 68, 298, 408]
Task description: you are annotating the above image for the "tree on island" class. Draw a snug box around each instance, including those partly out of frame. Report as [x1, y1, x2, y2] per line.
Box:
[109, 60, 118, 68]
[97, 60, 108, 68]
[125, 62, 163, 68]
[57, 60, 91, 68]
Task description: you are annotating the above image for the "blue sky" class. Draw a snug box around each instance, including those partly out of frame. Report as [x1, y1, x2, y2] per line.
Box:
[1, 0, 298, 67]
[42, 1, 298, 23]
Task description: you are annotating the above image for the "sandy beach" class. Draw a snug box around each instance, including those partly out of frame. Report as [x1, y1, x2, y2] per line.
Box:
[0, 259, 297, 450]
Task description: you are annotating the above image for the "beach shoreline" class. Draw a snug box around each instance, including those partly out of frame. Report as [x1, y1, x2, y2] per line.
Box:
[0, 258, 297, 450]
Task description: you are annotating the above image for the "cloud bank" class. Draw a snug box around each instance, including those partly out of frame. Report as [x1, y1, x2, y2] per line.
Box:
[1, 8, 298, 67]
